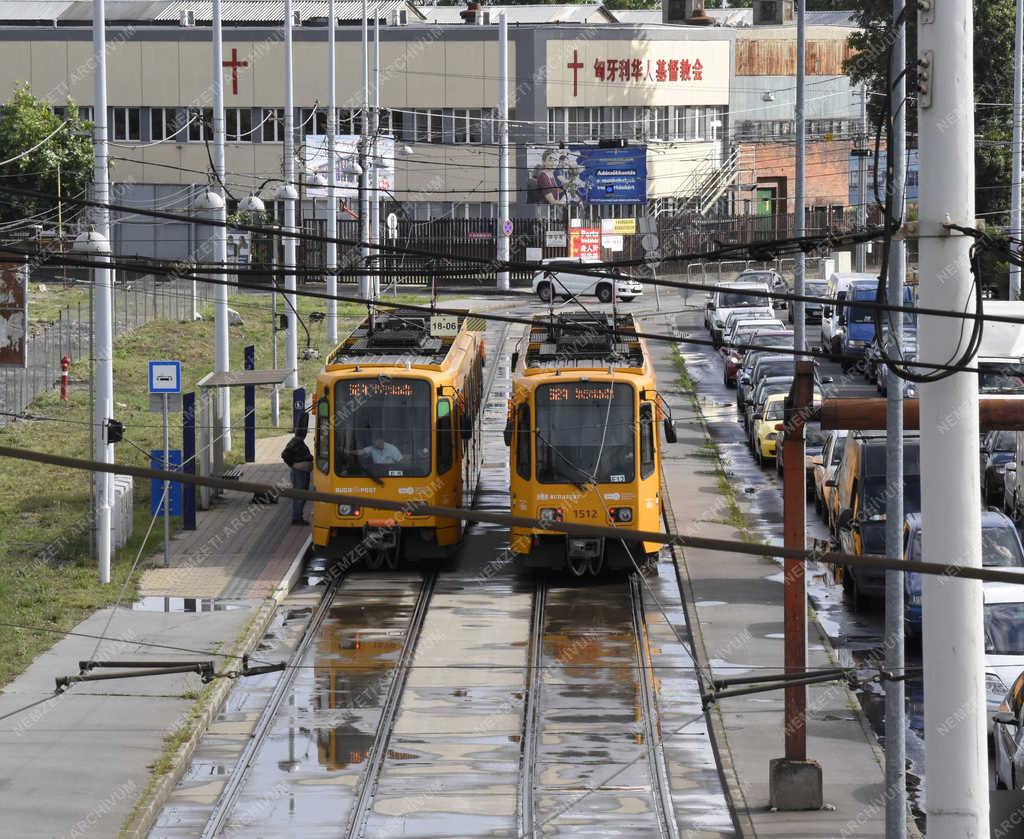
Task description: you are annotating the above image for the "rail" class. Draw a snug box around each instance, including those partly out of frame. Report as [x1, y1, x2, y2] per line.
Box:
[516, 577, 546, 838]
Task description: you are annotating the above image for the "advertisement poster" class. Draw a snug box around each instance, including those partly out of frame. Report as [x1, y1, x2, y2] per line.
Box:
[0, 262, 27, 367]
[304, 134, 396, 198]
[569, 228, 601, 259]
[527, 145, 647, 205]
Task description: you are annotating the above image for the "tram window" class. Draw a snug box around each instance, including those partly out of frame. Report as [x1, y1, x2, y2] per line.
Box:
[333, 378, 432, 477]
[437, 398, 454, 473]
[639, 402, 655, 480]
[316, 397, 330, 473]
[515, 404, 531, 479]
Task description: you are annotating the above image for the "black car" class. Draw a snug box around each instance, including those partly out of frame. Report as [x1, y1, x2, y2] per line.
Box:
[789, 279, 828, 324]
[982, 430, 1018, 507]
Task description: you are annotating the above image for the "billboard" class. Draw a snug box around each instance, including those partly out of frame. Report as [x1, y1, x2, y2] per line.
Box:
[527, 145, 647, 205]
[304, 134, 396, 198]
[569, 228, 602, 259]
[848, 148, 919, 208]
[0, 262, 27, 367]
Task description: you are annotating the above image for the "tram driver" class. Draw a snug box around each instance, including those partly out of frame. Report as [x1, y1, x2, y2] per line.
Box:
[355, 436, 403, 465]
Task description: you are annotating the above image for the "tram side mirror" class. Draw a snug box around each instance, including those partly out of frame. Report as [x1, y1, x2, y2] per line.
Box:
[503, 418, 513, 447]
[460, 413, 472, 440]
[663, 418, 677, 444]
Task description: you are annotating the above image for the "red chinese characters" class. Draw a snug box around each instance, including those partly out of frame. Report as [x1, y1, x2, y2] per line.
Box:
[586, 54, 707, 86]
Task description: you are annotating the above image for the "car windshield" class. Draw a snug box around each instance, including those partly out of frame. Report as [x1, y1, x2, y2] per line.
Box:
[805, 281, 827, 299]
[333, 377, 432, 478]
[979, 364, 1024, 393]
[911, 526, 1023, 568]
[861, 475, 922, 515]
[534, 382, 635, 485]
[991, 431, 1017, 452]
[719, 291, 765, 308]
[806, 423, 826, 449]
[848, 299, 876, 323]
[764, 402, 784, 421]
[985, 602, 1024, 654]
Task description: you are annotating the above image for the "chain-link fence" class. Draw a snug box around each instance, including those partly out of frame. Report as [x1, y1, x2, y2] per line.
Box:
[0, 278, 195, 426]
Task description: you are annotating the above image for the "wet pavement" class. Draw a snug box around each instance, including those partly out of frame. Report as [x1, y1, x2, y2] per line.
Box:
[151, 303, 736, 838]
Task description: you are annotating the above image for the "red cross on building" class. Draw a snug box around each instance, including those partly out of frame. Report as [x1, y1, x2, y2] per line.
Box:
[567, 49, 584, 98]
[222, 48, 249, 96]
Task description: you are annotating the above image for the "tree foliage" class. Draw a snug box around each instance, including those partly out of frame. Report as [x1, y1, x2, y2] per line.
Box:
[845, 0, 1015, 217]
[0, 83, 93, 225]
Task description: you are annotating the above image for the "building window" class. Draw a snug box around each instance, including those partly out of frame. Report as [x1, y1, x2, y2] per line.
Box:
[187, 108, 214, 142]
[299, 107, 328, 136]
[449, 108, 485, 144]
[412, 109, 442, 143]
[548, 107, 566, 142]
[225, 108, 253, 141]
[109, 107, 141, 141]
[261, 108, 285, 142]
[150, 108, 182, 141]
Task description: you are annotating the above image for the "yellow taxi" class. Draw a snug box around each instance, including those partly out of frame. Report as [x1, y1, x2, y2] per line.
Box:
[751, 392, 786, 467]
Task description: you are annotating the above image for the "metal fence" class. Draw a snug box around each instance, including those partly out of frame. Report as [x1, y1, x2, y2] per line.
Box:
[0, 278, 194, 426]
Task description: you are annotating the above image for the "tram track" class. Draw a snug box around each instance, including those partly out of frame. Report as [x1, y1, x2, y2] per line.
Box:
[517, 576, 546, 838]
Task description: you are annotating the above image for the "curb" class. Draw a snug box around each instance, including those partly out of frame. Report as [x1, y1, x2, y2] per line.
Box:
[119, 535, 310, 839]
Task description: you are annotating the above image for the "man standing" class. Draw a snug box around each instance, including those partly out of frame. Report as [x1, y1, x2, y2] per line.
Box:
[281, 424, 314, 524]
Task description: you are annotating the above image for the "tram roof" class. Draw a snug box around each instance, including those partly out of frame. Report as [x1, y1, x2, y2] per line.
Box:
[326, 310, 462, 368]
[522, 313, 647, 371]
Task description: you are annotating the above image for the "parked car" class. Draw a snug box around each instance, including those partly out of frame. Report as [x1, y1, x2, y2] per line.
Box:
[831, 433, 922, 605]
[776, 420, 827, 488]
[736, 268, 788, 310]
[812, 429, 848, 522]
[982, 431, 1018, 508]
[721, 319, 787, 386]
[744, 377, 793, 437]
[750, 393, 787, 466]
[820, 272, 878, 360]
[531, 258, 642, 303]
[1006, 459, 1022, 522]
[706, 282, 774, 347]
[984, 584, 1024, 736]
[903, 511, 1024, 640]
[736, 354, 790, 412]
[993, 670, 1024, 788]
[871, 320, 919, 393]
[790, 279, 829, 324]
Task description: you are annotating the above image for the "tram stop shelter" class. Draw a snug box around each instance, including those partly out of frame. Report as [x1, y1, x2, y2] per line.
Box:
[195, 368, 295, 510]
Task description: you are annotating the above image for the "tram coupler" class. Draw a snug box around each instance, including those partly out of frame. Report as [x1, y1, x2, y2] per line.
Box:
[364, 525, 399, 551]
[566, 536, 604, 560]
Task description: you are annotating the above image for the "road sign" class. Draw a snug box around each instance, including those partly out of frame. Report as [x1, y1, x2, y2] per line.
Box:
[148, 360, 181, 394]
[430, 314, 460, 337]
[641, 233, 660, 252]
[545, 230, 567, 248]
[525, 247, 543, 262]
[149, 393, 183, 413]
[502, 219, 514, 236]
[150, 449, 182, 517]
[602, 234, 624, 252]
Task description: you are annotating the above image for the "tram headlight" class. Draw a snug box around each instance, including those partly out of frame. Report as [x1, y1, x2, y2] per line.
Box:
[538, 507, 563, 525]
[609, 507, 633, 523]
[337, 504, 362, 517]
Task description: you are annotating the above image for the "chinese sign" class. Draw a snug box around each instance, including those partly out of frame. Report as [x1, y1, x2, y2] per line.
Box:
[304, 135, 396, 199]
[547, 40, 729, 107]
[0, 262, 27, 367]
[569, 228, 601, 259]
[527, 145, 647, 205]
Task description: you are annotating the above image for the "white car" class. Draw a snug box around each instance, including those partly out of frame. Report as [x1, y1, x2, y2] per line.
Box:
[994, 668, 1024, 788]
[706, 282, 774, 347]
[985, 583, 1024, 736]
[531, 258, 643, 304]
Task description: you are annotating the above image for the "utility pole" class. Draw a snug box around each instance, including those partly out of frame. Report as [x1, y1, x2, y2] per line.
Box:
[282, 0, 299, 391]
[497, 13, 510, 291]
[212, 0, 230, 450]
[359, 0, 371, 301]
[856, 84, 868, 273]
[326, 0, 338, 344]
[371, 9, 381, 299]
[884, 0, 907, 835]
[769, 0, 820, 812]
[91, 0, 114, 584]
[918, 0, 988, 834]
[1011, 0, 1023, 300]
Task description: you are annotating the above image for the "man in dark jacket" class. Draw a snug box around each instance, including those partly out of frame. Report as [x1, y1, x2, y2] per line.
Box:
[281, 425, 314, 524]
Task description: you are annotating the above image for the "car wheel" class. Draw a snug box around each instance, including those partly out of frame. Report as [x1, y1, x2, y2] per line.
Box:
[620, 295, 635, 303]
[596, 284, 613, 303]
[723, 367, 730, 387]
[775, 453, 783, 475]
[537, 282, 553, 303]
[756, 442, 766, 468]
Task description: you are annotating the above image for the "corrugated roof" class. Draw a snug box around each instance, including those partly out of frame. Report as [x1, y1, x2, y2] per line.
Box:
[423, 4, 611, 25]
[151, 0, 424, 23]
[0, 1, 74, 20]
[607, 9, 661, 25]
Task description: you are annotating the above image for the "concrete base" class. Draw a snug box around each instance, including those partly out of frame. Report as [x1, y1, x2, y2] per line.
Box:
[769, 758, 823, 811]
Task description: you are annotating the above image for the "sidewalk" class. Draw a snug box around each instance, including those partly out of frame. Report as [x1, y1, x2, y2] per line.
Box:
[0, 443, 308, 839]
[650, 338, 894, 838]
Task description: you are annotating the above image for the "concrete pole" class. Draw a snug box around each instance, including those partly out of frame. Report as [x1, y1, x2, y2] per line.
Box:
[326, 0, 338, 344]
[92, 0, 113, 584]
[359, 0, 371, 301]
[792, 0, 805, 353]
[212, 0, 231, 450]
[1011, 0, 1023, 300]
[856, 86, 868, 272]
[884, 1, 907, 834]
[497, 13, 510, 291]
[283, 0, 299, 390]
[371, 10, 381, 299]
[918, 0, 988, 834]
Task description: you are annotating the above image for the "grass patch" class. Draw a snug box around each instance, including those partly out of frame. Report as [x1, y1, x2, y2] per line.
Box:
[0, 287, 424, 689]
[27, 281, 92, 331]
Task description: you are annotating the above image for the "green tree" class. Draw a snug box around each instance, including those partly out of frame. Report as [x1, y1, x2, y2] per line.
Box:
[0, 83, 93, 225]
[845, 0, 1015, 218]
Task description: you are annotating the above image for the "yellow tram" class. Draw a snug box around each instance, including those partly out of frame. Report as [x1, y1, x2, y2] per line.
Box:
[505, 313, 676, 575]
[310, 310, 485, 569]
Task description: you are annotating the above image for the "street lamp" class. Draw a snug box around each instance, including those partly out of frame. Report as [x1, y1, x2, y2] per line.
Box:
[238, 194, 266, 214]
[193, 188, 225, 321]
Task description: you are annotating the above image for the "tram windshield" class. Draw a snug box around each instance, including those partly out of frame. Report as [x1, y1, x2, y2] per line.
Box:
[534, 382, 635, 485]
[333, 377, 432, 478]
